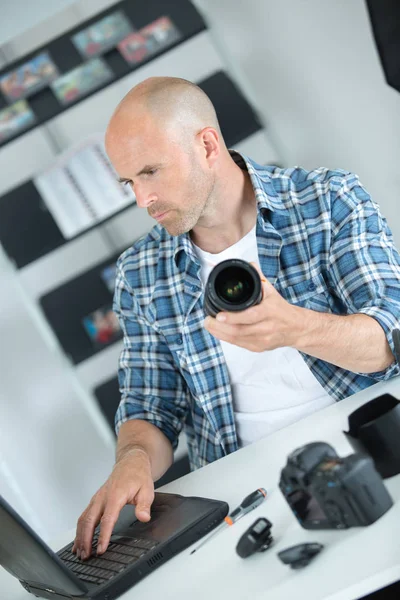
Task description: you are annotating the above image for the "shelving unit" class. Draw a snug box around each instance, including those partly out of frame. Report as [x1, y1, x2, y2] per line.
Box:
[0, 0, 281, 541]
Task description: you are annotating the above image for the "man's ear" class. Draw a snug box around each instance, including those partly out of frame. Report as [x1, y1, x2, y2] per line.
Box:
[199, 127, 220, 167]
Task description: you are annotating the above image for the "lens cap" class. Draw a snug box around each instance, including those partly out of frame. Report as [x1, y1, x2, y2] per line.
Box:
[278, 542, 324, 569]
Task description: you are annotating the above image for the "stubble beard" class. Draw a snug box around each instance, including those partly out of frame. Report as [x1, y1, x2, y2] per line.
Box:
[162, 171, 216, 237]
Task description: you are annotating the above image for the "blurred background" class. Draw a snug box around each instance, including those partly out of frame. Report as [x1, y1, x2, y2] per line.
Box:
[0, 0, 400, 544]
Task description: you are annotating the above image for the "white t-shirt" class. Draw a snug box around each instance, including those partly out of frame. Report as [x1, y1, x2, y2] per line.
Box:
[192, 225, 335, 447]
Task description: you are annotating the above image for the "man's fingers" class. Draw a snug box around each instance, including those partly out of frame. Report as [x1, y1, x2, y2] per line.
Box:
[205, 304, 261, 329]
[96, 494, 128, 555]
[73, 501, 103, 560]
[134, 483, 155, 522]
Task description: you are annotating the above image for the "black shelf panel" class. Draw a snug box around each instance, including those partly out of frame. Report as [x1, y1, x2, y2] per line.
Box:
[94, 376, 121, 434]
[198, 71, 262, 147]
[0, 70, 262, 269]
[0, 181, 65, 268]
[0, 0, 206, 148]
[40, 252, 123, 365]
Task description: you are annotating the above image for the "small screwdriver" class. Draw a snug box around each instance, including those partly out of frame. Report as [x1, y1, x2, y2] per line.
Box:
[190, 487, 267, 554]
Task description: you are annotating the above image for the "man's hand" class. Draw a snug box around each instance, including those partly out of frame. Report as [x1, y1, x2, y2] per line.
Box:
[72, 448, 154, 561]
[204, 263, 300, 352]
[204, 263, 395, 374]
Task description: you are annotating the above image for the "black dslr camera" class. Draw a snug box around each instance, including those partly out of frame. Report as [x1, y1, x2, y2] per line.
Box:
[279, 442, 393, 529]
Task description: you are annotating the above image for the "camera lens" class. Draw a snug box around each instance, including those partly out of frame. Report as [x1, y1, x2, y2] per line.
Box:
[204, 259, 262, 318]
[215, 266, 253, 304]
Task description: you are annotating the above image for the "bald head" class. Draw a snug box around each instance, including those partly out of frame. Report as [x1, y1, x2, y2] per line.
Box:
[104, 77, 233, 237]
[105, 76, 222, 149]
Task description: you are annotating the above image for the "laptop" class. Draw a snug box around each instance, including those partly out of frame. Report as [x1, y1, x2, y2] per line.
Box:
[0, 491, 229, 600]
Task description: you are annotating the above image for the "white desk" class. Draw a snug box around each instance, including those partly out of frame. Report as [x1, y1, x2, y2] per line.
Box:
[2, 378, 400, 600]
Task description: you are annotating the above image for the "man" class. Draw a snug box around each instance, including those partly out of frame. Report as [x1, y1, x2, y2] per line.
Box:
[73, 76, 400, 561]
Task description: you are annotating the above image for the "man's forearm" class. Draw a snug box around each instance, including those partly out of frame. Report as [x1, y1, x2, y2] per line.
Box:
[116, 419, 174, 481]
[292, 307, 395, 373]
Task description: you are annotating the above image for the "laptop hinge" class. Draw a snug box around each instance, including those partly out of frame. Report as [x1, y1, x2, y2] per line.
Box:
[21, 579, 87, 600]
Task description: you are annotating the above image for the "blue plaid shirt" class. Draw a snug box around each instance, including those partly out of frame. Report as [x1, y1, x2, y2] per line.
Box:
[113, 152, 400, 470]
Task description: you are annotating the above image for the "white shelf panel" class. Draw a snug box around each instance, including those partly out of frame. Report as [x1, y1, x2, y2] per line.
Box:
[76, 340, 122, 392]
[45, 81, 126, 152]
[0, 128, 57, 196]
[103, 204, 154, 256]
[18, 228, 113, 299]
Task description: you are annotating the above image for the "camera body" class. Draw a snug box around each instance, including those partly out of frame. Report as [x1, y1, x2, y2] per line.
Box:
[279, 442, 393, 529]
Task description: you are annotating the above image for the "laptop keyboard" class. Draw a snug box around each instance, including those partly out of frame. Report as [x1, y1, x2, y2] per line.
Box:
[58, 535, 159, 586]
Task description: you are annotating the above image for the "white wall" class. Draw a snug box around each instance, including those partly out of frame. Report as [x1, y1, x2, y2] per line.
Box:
[194, 0, 400, 243]
[0, 0, 77, 48]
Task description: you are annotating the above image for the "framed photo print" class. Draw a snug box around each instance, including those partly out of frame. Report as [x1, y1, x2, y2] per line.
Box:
[0, 51, 59, 102]
[0, 100, 36, 143]
[71, 10, 134, 58]
[139, 16, 182, 55]
[117, 32, 149, 65]
[50, 58, 113, 106]
[82, 304, 122, 348]
[118, 16, 182, 65]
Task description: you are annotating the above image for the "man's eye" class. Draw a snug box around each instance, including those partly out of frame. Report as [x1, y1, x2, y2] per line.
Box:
[145, 169, 157, 176]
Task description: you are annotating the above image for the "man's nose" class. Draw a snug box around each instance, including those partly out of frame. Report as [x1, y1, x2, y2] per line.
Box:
[133, 183, 157, 209]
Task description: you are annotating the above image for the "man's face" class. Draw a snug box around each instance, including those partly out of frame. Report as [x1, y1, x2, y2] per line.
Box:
[106, 115, 216, 237]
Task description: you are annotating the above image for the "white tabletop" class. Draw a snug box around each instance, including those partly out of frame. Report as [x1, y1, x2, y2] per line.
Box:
[2, 378, 400, 600]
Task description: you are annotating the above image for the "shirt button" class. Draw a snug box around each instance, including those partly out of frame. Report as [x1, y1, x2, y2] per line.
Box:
[175, 336, 183, 345]
[308, 282, 316, 291]
[203, 394, 209, 401]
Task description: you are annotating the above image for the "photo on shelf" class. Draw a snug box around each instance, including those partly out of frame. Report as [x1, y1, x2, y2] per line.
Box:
[50, 58, 113, 105]
[117, 32, 149, 65]
[0, 99, 36, 143]
[82, 304, 122, 348]
[100, 263, 117, 294]
[118, 16, 182, 65]
[0, 51, 59, 103]
[71, 10, 134, 58]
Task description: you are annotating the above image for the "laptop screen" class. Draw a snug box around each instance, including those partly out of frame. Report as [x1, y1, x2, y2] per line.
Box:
[0, 494, 87, 596]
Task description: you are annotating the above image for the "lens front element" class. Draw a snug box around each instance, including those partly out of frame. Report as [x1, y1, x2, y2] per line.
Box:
[215, 266, 254, 304]
[204, 259, 262, 317]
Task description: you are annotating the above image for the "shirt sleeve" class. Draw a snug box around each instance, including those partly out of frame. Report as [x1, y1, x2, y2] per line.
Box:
[327, 172, 400, 380]
[112, 259, 189, 450]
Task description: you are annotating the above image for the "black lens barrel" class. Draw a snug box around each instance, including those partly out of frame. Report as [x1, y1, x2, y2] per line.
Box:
[204, 259, 262, 318]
